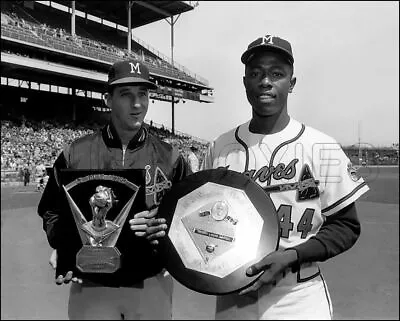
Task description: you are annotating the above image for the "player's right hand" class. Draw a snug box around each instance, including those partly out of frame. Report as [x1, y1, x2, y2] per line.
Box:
[55, 271, 82, 285]
[49, 249, 57, 269]
[129, 207, 168, 245]
[49, 249, 82, 285]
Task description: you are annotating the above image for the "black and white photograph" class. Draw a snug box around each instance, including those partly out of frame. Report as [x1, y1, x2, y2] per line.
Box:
[1, 1, 398, 320]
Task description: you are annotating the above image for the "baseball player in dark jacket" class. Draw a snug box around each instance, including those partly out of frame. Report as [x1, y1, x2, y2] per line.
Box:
[38, 59, 189, 320]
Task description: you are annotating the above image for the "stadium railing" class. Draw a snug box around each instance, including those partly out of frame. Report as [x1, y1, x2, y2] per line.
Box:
[1, 9, 208, 87]
[1, 170, 21, 183]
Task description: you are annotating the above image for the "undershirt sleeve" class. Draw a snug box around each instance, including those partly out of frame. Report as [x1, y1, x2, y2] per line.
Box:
[288, 202, 361, 267]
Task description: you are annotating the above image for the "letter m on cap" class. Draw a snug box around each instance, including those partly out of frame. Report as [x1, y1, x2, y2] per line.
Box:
[261, 35, 274, 45]
[129, 62, 141, 74]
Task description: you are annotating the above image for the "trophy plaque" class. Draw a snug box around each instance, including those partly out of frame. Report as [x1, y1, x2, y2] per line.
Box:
[157, 168, 280, 295]
[60, 169, 145, 274]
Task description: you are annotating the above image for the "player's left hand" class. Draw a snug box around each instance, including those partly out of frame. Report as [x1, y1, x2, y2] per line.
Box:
[239, 249, 298, 295]
[129, 207, 167, 245]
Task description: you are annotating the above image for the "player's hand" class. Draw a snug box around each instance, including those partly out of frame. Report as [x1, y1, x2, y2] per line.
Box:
[55, 271, 82, 285]
[49, 249, 57, 269]
[129, 208, 167, 245]
[238, 249, 298, 295]
[50, 249, 82, 285]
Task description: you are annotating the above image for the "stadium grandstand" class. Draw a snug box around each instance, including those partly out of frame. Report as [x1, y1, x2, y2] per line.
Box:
[1, 0, 213, 184]
[2, 1, 397, 187]
[342, 144, 399, 167]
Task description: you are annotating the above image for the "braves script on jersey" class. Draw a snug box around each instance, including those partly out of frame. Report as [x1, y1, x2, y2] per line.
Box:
[204, 117, 368, 246]
[202, 118, 369, 318]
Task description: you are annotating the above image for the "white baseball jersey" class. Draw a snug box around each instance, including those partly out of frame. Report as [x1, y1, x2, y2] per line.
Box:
[200, 117, 369, 319]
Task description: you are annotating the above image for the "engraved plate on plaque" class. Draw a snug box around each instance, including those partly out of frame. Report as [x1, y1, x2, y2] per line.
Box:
[157, 168, 280, 295]
[181, 200, 237, 265]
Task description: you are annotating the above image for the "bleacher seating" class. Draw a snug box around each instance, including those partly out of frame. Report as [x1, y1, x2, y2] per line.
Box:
[2, 115, 397, 185]
[1, 116, 209, 179]
[1, 2, 206, 85]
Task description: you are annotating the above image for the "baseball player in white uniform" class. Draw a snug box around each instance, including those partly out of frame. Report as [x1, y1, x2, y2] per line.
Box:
[197, 35, 369, 320]
[137, 34, 369, 320]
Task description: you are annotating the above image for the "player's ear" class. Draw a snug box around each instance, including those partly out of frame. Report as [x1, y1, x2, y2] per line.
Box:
[288, 76, 296, 93]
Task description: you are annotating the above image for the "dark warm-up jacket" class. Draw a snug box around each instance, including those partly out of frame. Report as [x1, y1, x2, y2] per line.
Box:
[37, 122, 189, 287]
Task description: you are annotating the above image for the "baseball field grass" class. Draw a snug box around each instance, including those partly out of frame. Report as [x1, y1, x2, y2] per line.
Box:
[1, 166, 398, 320]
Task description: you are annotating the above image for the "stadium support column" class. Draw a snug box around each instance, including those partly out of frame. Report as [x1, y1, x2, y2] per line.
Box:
[71, 1, 76, 37]
[172, 100, 175, 135]
[166, 14, 181, 135]
[127, 1, 134, 53]
[72, 88, 76, 123]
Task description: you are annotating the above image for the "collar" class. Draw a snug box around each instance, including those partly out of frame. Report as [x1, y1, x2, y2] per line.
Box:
[102, 122, 148, 149]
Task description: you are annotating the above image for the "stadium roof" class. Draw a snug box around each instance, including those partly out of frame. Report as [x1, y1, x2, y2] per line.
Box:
[55, 1, 196, 29]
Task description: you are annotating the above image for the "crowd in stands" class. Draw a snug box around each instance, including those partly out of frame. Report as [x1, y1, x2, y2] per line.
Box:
[1, 118, 209, 182]
[1, 118, 93, 175]
[343, 148, 399, 166]
[148, 123, 207, 172]
[1, 116, 399, 186]
[1, 4, 206, 86]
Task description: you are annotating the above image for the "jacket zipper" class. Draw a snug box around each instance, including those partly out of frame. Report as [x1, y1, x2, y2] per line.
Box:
[122, 145, 127, 167]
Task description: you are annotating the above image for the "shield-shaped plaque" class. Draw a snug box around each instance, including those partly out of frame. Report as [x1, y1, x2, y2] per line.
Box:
[157, 168, 280, 295]
[58, 169, 147, 280]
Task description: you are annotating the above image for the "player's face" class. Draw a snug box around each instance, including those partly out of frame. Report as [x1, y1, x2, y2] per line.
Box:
[243, 51, 296, 118]
[106, 85, 149, 132]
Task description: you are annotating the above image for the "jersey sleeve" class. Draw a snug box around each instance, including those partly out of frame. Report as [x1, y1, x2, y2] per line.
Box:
[317, 142, 369, 216]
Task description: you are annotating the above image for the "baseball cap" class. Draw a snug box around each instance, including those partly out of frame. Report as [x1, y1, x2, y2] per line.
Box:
[107, 59, 157, 89]
[241, 35, 294, 65]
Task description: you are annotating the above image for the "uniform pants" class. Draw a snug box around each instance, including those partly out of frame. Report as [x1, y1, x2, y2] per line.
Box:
[215, 273, 332, 320]
[172, 270, 332, 320]
[68, 273, 172, 320]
